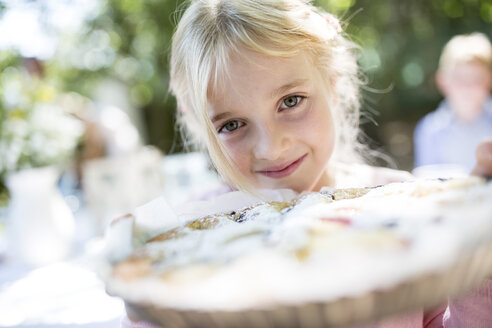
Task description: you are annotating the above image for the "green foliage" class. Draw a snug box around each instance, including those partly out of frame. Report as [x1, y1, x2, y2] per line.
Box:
[0, 65, 84, 176]
[0, 53, 84, 210]
[40, 0, 491, 167]
[0, 50, 22, 205]
[313, 0, 491, 116]
[50, 0, 180, 153]
[311, 0, 491, 168]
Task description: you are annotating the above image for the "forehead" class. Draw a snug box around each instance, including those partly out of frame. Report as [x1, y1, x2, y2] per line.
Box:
[208, 48, 320, 111]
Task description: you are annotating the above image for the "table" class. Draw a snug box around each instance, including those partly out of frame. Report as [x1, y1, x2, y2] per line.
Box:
[0, 152, 221, 327]
[0, 245, 125, 328]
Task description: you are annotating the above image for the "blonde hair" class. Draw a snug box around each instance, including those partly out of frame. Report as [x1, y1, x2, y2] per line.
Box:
[439, 32, 492, 73]
[170, 0, 364, 192]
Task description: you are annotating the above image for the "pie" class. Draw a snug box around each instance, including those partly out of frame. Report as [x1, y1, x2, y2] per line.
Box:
[100, 177, 492, 325]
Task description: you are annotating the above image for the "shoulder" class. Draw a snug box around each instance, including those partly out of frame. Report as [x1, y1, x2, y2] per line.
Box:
[333, 162, 414, 188]
[415, 101, 454, 133]
[416, 102, 452, 135]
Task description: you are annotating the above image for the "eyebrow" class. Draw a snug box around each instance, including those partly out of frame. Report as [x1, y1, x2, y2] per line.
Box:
[211, 111, 232, 123]
[270, 78, 309, 98]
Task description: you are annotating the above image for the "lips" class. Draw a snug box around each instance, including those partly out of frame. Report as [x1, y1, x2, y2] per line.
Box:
[256, 154, 307, 179]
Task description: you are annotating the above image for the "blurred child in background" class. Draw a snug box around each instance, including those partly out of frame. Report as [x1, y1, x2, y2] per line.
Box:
[414, 33, 492, 175]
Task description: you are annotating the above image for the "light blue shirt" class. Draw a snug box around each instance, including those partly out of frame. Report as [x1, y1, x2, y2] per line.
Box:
[414, 97, 492, 171]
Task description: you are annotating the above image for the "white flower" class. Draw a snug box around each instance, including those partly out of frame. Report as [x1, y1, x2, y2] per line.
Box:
[0, 91, 85, 174]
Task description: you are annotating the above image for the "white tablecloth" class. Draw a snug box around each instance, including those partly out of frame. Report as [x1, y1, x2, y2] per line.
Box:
[0, 256, 124, 328]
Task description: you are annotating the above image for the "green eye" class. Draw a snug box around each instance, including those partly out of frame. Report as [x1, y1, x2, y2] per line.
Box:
[282, 96, 300, 109]
[221, 120, 240, 132]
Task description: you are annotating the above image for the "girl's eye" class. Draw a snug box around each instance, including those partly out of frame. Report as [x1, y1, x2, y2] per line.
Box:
[280, 96, 303, 110]
[219, 120, 243, 133]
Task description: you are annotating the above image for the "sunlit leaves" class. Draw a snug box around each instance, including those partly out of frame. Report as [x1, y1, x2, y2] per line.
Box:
[443, 0, 464, 18]
[131, 83, 153, 107]
[481, 2, 492, 21]
[316, 0, 356, 12]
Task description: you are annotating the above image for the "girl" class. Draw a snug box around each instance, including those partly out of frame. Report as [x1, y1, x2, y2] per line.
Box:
[123, 0, 492, 326]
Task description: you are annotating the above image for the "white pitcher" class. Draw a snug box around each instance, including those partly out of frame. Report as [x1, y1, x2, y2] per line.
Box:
[6, 166, 75, 267]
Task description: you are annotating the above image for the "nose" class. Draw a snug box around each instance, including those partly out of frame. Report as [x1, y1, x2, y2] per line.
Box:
[252, 122, 290, 161]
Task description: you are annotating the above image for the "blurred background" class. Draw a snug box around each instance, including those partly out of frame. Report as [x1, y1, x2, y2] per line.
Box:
[0, 0, 490, 327]
[1, 0, 491, 196]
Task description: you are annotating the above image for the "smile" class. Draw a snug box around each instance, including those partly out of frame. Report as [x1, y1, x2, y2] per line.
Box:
[256, 154, 307, 179]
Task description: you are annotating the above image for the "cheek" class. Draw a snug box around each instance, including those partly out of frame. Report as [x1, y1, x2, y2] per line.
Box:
[473, 84, 491, 98]
[451, 85, 489, 106]
[302, 104, 335, 151]
[222, 139, 252, 175]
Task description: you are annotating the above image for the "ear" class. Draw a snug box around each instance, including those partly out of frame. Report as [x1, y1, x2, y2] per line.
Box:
[435, 71, 449, 96]
[179, 106, 186, 114]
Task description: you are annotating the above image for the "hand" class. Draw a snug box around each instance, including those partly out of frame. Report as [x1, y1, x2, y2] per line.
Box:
[471, 139, 492, 179]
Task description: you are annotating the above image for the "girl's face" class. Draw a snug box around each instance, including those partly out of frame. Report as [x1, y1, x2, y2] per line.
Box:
[208, 49, 336, 193]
